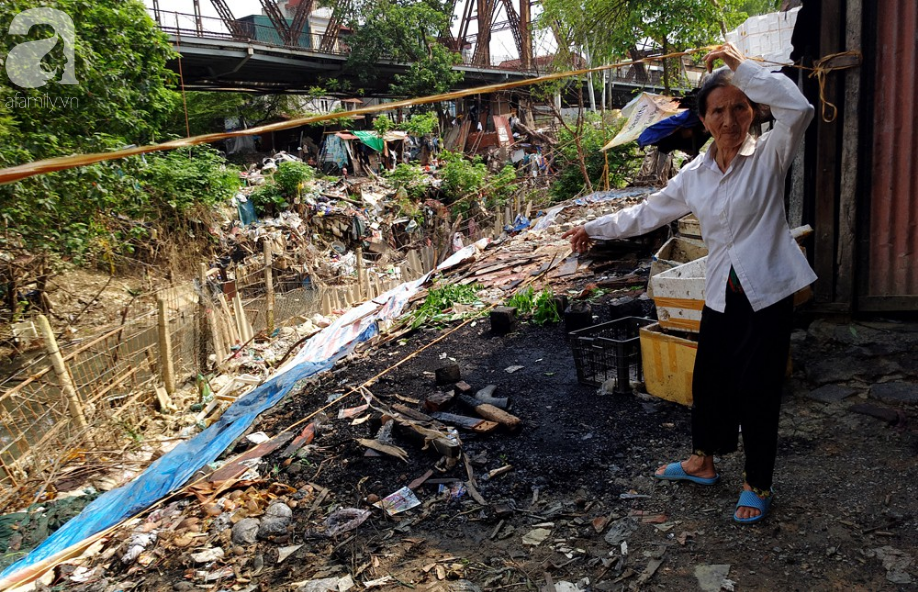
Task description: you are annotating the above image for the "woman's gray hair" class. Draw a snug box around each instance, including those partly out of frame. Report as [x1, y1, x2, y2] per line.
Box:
[696, 66, 737, 116]
[696, 65, 766, 125]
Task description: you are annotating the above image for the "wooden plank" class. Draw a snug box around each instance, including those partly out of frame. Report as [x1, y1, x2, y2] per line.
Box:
[554, 256, 581, 277]
[835, 0, 861, 305]
[812, 0, 843, 303]
[429, 412, 498, 433]
[392, 403, 433, 422]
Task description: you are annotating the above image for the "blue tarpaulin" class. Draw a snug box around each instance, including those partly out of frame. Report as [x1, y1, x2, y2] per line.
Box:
[0, 354, 342, 579]
[637, 110, 699, 148]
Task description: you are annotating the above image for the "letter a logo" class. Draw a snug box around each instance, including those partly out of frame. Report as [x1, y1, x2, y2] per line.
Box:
[6, 8, 77, 89]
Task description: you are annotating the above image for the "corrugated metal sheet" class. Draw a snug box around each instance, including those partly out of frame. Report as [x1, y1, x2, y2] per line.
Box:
[869, 0, 918, 298]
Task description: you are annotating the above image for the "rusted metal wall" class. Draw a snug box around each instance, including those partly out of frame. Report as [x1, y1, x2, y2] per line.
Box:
[865, 0, 918, 309]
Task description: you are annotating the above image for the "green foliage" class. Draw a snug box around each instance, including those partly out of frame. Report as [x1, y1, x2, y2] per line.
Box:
[389, 44, 464, 98]
[505, 287, 562, 325]
[373, 115, 394, 135]
[274, 161, 315, 198]
[438, 151, 488, 202]
[532, 290, 563, 325]
[341, 0, 464, 98]
[410, 282, 484, 329]
[248, 183, 288, 216]
[385, 163, 430, 200]
[402, 111, 439, 137]
[539, 0, 758, 88]
[139, 147, 240, 213]
[0, 0, 234, 259]
[550, 112, 639, 202]
[487, 165, 519, 210]
[506, 288, 535, 314]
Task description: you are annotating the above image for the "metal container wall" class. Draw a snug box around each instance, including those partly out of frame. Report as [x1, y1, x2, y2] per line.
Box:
[869, 0, 918, 304]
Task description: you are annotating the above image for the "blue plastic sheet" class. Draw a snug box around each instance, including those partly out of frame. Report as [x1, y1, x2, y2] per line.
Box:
[0, 323, 378, 580]
[637, 110, 700, 148]
[236, 197, 257, 226]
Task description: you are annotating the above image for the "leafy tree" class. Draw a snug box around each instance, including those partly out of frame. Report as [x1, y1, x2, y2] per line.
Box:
[373, 114, 394, 135]
[337, 0, 463, 119]
[0, 0, 181, 257]
[389, 43, 463, 98]
[539, 0, 754, 90]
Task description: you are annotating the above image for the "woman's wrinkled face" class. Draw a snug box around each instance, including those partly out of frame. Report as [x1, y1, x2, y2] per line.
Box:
[699, 85, 754, 153]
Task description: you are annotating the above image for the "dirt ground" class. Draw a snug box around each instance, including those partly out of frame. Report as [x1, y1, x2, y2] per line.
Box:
[48, 302, 918, 592]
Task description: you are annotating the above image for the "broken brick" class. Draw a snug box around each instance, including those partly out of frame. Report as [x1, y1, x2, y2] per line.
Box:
[424, 390, 454, 412]
[490, 306, 518, 335]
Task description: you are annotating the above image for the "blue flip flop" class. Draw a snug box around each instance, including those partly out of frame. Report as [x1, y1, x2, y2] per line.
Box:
[653, 462, 720, 485]
[733, 490, 773, 524]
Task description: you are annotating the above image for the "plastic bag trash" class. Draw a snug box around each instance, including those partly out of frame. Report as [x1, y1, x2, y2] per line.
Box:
[522, 527, 552, 546]
[246, 432, 270, 445]
[190, 547, 224, 563]
[121, 532, 156, 564]
[438, 482, 466, 500]
[373, 487, 421, 516]
[323, 508, 371, 537]
[604, 517, 639, 546]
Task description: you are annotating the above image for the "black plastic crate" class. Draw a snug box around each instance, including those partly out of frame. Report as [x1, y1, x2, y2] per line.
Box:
[569, 317, 656, 392]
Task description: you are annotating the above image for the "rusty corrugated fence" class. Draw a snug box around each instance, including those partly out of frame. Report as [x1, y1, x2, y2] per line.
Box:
[868, 0, 918, 303]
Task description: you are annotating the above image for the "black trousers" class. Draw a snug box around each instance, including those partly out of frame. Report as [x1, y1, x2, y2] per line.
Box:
[691, 282, 794, 492]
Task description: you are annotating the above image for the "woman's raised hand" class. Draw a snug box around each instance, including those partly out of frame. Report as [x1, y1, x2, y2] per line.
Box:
[704, 42, 746, 72]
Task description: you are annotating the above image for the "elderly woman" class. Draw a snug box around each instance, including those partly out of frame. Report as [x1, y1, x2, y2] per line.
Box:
[563, 43, 815, 524]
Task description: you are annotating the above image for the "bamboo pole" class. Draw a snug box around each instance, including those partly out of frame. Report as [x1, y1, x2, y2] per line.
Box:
[232, 295, 247, 342]
[355, 247, 366, 300]
[36, 315, 88, 430]
[156, 299, 176, 395]
[208, 307, 226, 369]
[217, 293, 239, 345]
[264, 241, 275, 335]
[197, 264, 209, 371]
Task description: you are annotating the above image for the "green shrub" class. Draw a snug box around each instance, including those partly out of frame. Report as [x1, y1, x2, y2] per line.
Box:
[373, 115, 394, 135]
[274, 161, 315, 198]
[486, 164, 519, 210]
[141, 146, 240, 212]
[438, 151, 488, 202]
[402, 111, 439, 136]
[385, 163, 430, 200]
[248, 183, 288, 216]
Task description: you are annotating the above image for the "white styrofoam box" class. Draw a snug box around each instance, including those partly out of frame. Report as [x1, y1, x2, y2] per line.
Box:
[648, 236, 708, 298]
[726, 7, 801, 68]
[650, 256, 707, 333]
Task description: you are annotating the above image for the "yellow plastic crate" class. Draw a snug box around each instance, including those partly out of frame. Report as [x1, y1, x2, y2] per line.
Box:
[639, 323, 697, 406]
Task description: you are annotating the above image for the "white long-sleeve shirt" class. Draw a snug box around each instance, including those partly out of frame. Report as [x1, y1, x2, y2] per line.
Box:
[583, 60, 816, 312]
